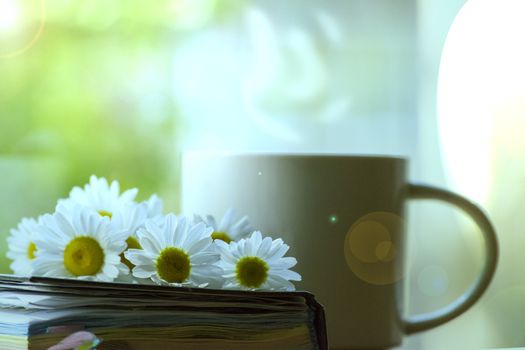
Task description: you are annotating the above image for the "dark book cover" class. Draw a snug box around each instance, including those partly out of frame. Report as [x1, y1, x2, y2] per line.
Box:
[0, 275, 327, 350]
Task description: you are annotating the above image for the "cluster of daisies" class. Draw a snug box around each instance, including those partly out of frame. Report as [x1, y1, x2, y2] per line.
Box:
[6, 176, 301, 291]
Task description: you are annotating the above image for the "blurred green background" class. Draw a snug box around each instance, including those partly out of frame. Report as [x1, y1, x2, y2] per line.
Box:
[0, 0, 245, 273]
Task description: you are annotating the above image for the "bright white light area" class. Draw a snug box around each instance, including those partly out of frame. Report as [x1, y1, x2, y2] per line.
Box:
[438, 0, 525, 205]
[0, 0, 21, 31]
[167, 0, 216, 30]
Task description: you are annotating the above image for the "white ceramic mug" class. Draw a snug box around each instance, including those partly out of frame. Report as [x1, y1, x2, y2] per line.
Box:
[180, 153, 498, 349]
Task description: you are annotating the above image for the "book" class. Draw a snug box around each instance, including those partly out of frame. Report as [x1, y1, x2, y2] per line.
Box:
[0, 275, 327, 350]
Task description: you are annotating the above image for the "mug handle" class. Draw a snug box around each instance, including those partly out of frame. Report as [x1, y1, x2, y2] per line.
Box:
[402, 183, 498, 334]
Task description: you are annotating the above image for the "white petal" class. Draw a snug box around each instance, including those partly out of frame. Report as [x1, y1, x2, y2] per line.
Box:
[256, 237, 273, 257]
[36, 219, 70, 243]
[272, 268, 301, 281]
[39, 266, 70, 278]
[72, 208, 97, 236]
[164, 214, 178, 246]
[245, 238, 256, 256]
[191, 265, 223, 278]
[102, 264, 119, 279]
[237, 239, 247, 255]
[266, 243, 289, 262]
[33, 257, 67, 277]
[132, 265, 156, 278]
[105, 254, 121, 265]
[121, 188, 139, 202]
[202, 215, 216, 230]
[191, 251, 220, 265]
[137, 229, 162, 254]
[184, 223, 209, 248]
[52, 213, 77, 238]
[95, 273, 113, 282]
[174, 216, 189, 247]
[108, 178, 119, 195]
[193, 214, 204, 225]
[217, 247, 237, 265]
[218, 208, 236, 232]
[144, 220, 164, 246]
[271, 257, 297, 269]
[125, 249, 153, 265]
[69, 186, 85, 202]
[10, 259, 32, 276]
[230, 216, 254, 239]
[252, 231, 262, 247]
[187, 236, 212, 255]
[214, 239, 230, 252]
[117, 263, 130, 275]
[190, 269, 223, 286]
[267, 275, 296, 291]
[33, 233, 65, 253]
[266, 238, 284, 257]
[109, 229, 129, 246]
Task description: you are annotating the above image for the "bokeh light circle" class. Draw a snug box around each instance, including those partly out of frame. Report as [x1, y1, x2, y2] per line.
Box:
[344, 211, 404, 285]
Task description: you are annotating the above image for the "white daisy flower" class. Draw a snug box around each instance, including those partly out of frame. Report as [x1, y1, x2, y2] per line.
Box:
[6, 218, 40, 276]
[124, 214, 222, 287]
[215, 231, 301, 291]
[110, 203, 148, 270]
[32, 206, 129, 282]
[142, 194, 164, 219]
[58, 175, 138, 219]
[194, 208, 254, 243]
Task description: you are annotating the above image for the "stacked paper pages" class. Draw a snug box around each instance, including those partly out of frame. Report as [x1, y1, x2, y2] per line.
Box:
[0, 275, 327, 350]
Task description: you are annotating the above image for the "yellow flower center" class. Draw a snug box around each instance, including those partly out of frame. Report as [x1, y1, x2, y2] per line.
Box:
[211, 231, 232, 243]
[63, 236, 105, 276]
[156, 247, 191, 283]
[236, 256, 268, 288]
[121, 236, 142, 269]
[27, 242, 37, 260]
[98, 210, 113, 219]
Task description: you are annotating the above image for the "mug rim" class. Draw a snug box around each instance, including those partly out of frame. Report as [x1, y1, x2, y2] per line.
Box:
[182, 151, 406, 162]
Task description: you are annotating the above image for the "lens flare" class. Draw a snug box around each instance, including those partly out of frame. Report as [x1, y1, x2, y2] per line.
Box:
[0, 0, 46, 59]
[344, 211, 404, 285]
